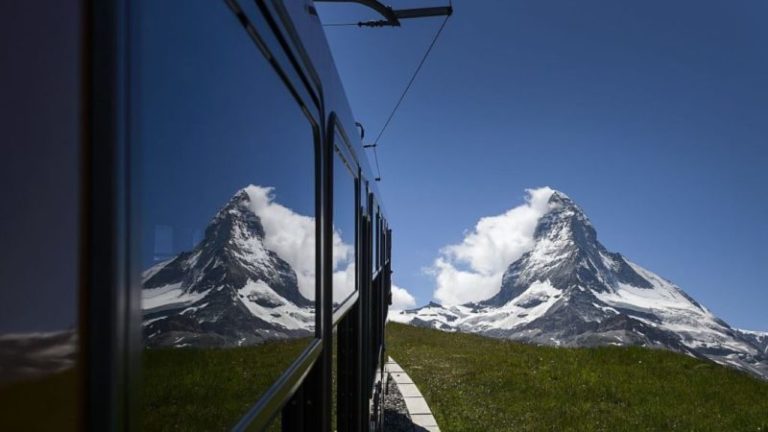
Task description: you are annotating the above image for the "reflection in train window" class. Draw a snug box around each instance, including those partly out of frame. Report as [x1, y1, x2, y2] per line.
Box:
[333, 135, 357, 309]
[0, 2, 82, 430]
[371, 202, 379, 276]
[133, 0, 316, 429]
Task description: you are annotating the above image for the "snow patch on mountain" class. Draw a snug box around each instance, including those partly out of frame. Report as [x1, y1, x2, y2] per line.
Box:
[237, 279, 314, 330]
[142, 283, 210, 314]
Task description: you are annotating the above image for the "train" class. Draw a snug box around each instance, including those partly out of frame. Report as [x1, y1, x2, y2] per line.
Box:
[1, 0, 396, 430]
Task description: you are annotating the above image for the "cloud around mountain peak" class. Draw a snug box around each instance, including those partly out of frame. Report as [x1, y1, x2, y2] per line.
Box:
[243, 185, 319, 300]
[431, 186, 560, 305]
[242, 185, 411, 305]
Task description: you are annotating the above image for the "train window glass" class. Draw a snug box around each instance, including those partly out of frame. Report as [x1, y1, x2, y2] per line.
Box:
[383, 220, 389, 264]
[360, 181, 368, 258]
[333, 133, 357, 309]
[371, 201, 379, 276]
[0, 2, 82, 431]
[360, 181, 368, 216]
[380, 221, 385, 267]
[133, 0, 317, 429]
[376, 215, 381, 270]
[378, 214, 383, 269]
[382, 219, 387, 265]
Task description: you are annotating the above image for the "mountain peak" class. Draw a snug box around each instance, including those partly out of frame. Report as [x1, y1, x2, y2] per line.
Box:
[206, 188, 266, 244]
[535, 191, 596, 247]
[547, 189, 571, 204]
[545, 190, 584, 216]
[491, 188, 661, 306]
[220, 187, 255, 214]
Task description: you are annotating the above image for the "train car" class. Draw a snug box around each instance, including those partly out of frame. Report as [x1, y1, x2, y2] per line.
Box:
[1, 1, 393, 430]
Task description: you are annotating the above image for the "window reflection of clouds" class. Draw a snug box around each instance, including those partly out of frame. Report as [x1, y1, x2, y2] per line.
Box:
[333, 141, 357, 306]
[244, 185, 317, 301]
[235, 184, 357, 303]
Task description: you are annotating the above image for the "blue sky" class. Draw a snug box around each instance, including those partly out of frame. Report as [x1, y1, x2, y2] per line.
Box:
[317, 0, 768, 331]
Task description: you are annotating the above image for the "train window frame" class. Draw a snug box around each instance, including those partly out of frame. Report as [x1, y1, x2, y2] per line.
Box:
[371, 200, 379, 277]
[329, 114, 360, 325]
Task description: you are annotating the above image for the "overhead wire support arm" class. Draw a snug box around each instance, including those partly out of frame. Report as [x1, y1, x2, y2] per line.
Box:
[394, 7, 453, 20]
[315, 0, 452, 27]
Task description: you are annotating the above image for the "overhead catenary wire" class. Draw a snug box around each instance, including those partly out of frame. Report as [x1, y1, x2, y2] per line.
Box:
[324, 7, 452, 181]
[367, 14, 451, 180]
[370, 14, 451, 149]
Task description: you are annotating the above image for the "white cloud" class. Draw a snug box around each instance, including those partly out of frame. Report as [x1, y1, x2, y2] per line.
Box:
[333, 263, 356, 303]
[244, 185, 356, 303]
[245, 185, 318, 300]
[431, 187, 556, 305]
[390, 283, 417, 311]
[242, 185, 554, 310]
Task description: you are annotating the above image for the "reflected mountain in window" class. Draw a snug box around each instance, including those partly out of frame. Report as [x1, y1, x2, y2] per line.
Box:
[142, 185, 318, 347]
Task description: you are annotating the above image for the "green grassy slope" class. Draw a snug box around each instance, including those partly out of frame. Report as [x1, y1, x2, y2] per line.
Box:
[142, 338, 309, 431]
[386, 323, 768, 432]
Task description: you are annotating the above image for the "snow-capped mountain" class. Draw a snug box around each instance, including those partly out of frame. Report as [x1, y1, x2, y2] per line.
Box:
[393, 191, 768, 379]
[142, 187, 314, 348]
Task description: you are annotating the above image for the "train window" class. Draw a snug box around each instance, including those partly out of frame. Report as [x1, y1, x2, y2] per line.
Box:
[378, 214, 383, 269]
[371, 201, 379, 276]
[333, 130, 357, 310]
[383, 219, 389, 264]
[132, 0, 317, 429]
[361, 181, 369, 253]
[380, 220, 386, 267]
[387, 222, 391, 264]
[0, 2, 83, 431]
[376, 215, 381, 270]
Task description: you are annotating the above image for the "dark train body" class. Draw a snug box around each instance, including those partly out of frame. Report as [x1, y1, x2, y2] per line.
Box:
[1, 1, 392, 431]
